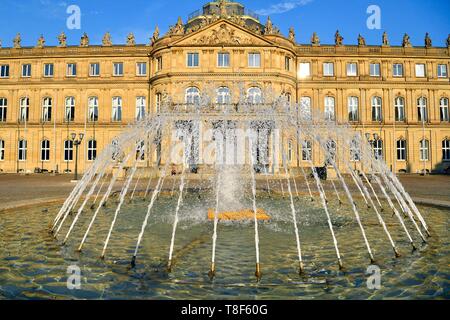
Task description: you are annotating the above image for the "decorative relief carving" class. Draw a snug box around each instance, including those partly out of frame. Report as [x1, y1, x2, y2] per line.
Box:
[192, 23, 253, 45]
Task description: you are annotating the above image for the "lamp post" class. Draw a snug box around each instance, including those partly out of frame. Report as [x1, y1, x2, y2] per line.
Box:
[71, 132, 84, 181]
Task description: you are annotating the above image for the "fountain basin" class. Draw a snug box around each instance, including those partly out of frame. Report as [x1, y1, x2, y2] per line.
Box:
[207, 208, 270, 221]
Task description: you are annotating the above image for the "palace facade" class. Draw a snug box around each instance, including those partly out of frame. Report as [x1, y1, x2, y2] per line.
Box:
[0, 0, 449, 175]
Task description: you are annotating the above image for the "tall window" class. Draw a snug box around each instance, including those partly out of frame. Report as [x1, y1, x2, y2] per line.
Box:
[370, 63, 381, 76]
[324, 96, 335, 121]
[136, 140, 145, 161]
[420, 140, 429, 161]
[347, 63, 358, 76]
[373, 139, 383, 160]
[112, 97, 122, 121]
[298, 62, 310, 78]
[185, 87, 200, 104]
[302, 141, 312, 161]
[438, 64, 448, 78]
[88, 97, 99, 122]
[155, 93, 162, 113]
[350, 139, 360, 162]
[325, 140, 336, 166]
[65, 97, 75, 122]
[0, 65, 9, 78]
[113, 62, 124, 76]
[18, 139, 27, 161]
[393, 63, 404, 77]
[88, 139, 97, 161]
[395, 97, 405, 122]
[19, 97, 29, 122]
[248, 53, 261, 67]
[415, 64, 426, 77]
[44, 63, 54, 77]
[247, 87, 262, 104]
[136, 96, 146, 121]
[136, 62, 147, 76]
[440, 98, 449, 122]
[371, 96, 383, 122]
[156, 57, 163, 71]
[41, 139, 50, 161]
[443, 139, 450, 161]
[90, 63, 100, 76]
[0, 140, 4, 161]
[396, 139, 407, 161]
[287, 140, 293, 162]
[417, 97, 428, 122]
[0, 98, 7, 122]
[300, 97, 312, 120]
[323, 62, 334, 76]
[218, 53, 230, 67]
[285, 56, 291, 71]
[187, 53, 199, 67]
[67, 63, 77, 77]
[217, 87, 231, 104]
[348, 96, 359, 122]
[42, 97, 52, 122]
[22, 64, 31, 77]
[64, 140, 73, 162]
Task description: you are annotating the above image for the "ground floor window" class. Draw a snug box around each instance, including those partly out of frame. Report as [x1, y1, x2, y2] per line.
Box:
[88, 139, 97, 161]
[443, 139, 450, 161]
[41, 139, 50, 161]
[18, 139, 27, 161]
[0, 139, 4, 160]
[420, 140, 429, 161]
[64, 140, 73, 162]
[350, 139, 360, 162]
[373, 139, 383, 160]
[396, 139, 407, 161]
[302, 141, 312, 161]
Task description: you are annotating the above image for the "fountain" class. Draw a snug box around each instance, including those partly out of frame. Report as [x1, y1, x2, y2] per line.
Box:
[51, 85, 431, 283]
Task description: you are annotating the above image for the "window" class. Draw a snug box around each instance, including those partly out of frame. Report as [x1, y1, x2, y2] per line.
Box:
[136, 140, 145, 161]
[155, 93, 162, 113]
[156, 57, 163, 71]
[41, 140, 50, 161]
[396, 139, 407, 161]
[44, 63, 54, 77]
[324, 96, 335, 121]
[185, 87, 200, 104]
[88, 139, 97, 161]
[347, 63, 358, 76]
[42, 97, 52, 122]
[440, 98, 449, 122]
[325, 140, 336, 166]
[298, 62, 310, 78]
[300, 97, 312, 120]
[438, 64, 448, 78]
[217, 87, 231, 105]
[415, 64, 426, 78]
[373, 139, 383, 160]
[350, 139, 360, 162]
[393, 63, 404, 77]
[0, 98, 7, 122]
[22, 64, 31, 77]
[64, 140, 73, 162]
[18, 139, 27, 161]
[218, 53, 230, 67]
[132, 62, 146, 76]
[88, 97, 99, 122]
[19, 97, 29, 122]
[348, 96, 359, 122]
[323, 62, 334, 76]
[0, 65, 9, 78]
[112, 97, 122, 121]
[67, 63, 77, 77]
[247, 87, 262, 104]
[248, 53, 261, 68]
[113, 62, 124, 76]
[90, 63, 100, 76]
[371, 96, 383, 122]
[65, 97, 75, 122]
[420, 140, 429, 161]
[0, 140, 4, 161]
[302, 141, 312, 161]
[443, 139, 450, 161]
[370, 63, 381, 77]
[136, 96, 146, 121]
[187, 53, 199, 67]
[417, 97, 428, 122]
[287, 140, 293, 162]
[395, 97, 405, 122]
[285, 56, 291, 71]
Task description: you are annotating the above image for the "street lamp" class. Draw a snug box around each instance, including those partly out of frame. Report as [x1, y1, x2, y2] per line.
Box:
[71, 132, 84, 181]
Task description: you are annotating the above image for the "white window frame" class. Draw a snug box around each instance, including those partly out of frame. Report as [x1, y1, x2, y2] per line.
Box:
[440, 98, 449, 122]
[88, 97, 99, 122]
[417, 97, 428, 122]
[373, 139, 383, 160]
[217, 87, 231, 105]
[218, 52, 230, 68]
[298, 62, 311, 78]
[185, 87, 200, 105]
[324, 96, 335, 121]
[302, 141, 312, 161]
[43, 63, 54, 77]
[0, 139, 4, 161]
[420, 139, 429, 161]
[438, 64, 448, 78]
[247, 87, 262, 104]
[371, 96, 383, 122]
[0, 65, 9, 78]
[347, 63, 358, 77]
[285, 56, 291, 71]
[396, 139, 407, 161]
[64, 139, 73, 162]
[348, 96, 359, 122]
[370, 63, 381, 77]
[187, 53, 200, 68]
[89, 63, 100, 77]
[41, 139, 50, 162]
[248, 53, 261, 68]
[113, 62, 124, 76]
[288, 140, 293, 162]
[395, 97, 406, 122]
[19, 97, 29, 122]
[350, 139, 361, 162]
[443, 139, 450, 161]
[136, 62, 147, 76]
[41, 97, 52, 122]
[0, 97, 7, 122]
[136, 96, 146, 121]
[18, 139, 27, 161]
[66, 63, 77, 77]
[415, 64, 426, 78]
[393, 63, 404, 77]
[155, 93, 162, 113]
[65, 97, 75, 122]
[323, 62, 334, 76]
[300, 96, 312, 120]
[112, 97, 122, 121]
[22, 64, 31, 77]
[87, 139, 97, 161]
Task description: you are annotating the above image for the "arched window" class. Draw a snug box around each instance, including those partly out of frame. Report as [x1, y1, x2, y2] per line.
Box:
[136, 96, 146, 121]
[373, 139, 383, 160]
[324, 96, 335, 121]
[420, 139, 429, 161]
[112, 97, 122, 122]
[325, 140, 336, 166]
[41, 139, 50, 161]
[42, 97, 52, 122]
[185, 87, 200, 105]
[88, 97, 99, 122]
[65, 97, 75, 122]
[348, 96, 359, 122]
[18, 139, 27, 161]
[300, 97, 312, 120]
[350, 138, 360, 162]
[396, 139, 407, 161]
[0, 139, 4, 161]
[395, 97, 405, 122]
[19, 97, 29, 122]
[247, 87, 262, 104]
[371, 96, 382, 122]
[0, 98, 7, 122]
[302, 140, 312, 161]
[440, 98, 449, 122]
[64, 140, 73, 162]
[417, 97, 428, 122]
[87, 139, 97, 161]
[443, 139, 450, 161]
[155, 93, 162, 113]
[217, 87, 231, 105]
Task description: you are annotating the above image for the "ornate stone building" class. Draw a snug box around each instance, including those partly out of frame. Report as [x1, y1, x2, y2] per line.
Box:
[0, 0, 449, 174]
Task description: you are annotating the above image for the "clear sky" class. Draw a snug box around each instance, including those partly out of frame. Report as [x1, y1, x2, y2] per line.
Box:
[0, 0, 449, 47]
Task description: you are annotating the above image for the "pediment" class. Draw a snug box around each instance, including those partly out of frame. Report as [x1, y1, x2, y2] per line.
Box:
[172, 20, 274, 47]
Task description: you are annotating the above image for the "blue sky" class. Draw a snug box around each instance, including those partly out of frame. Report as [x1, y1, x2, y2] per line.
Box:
[0, 0, 449, 47]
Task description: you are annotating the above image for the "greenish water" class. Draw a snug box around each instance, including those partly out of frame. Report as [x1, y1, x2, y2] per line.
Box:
[0, 192, 448, 300]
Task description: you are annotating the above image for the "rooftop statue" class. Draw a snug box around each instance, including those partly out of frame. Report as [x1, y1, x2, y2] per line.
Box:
[264, 16, 280, 35]
[36, 34, 45, 48]
[13, 33, 21, 49]
[58, 31, 67, 48]
[358, 34, 366, 46]
[219, 0, 228, 17]
[126, 33, 136, 46]
[151, 26, 160, 45]
[335, 30, 344, 46]
[447, 34, 450, 47]
[382, 31, 389, 46]
[102, 32, 112, 46]
[402, 33, 412, 48]
[424, 33, 432, 48]
[80, 32, 89, 47]
[168, 17, 185, 36]
[288, 27, 295, 43]
[311, 32, 320, 46]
